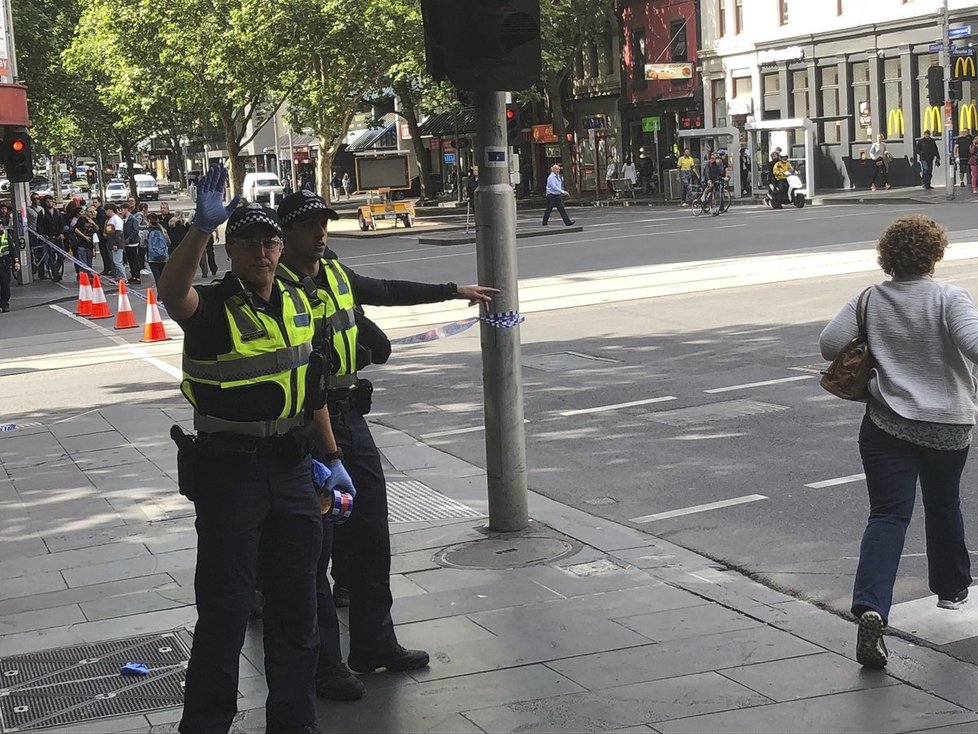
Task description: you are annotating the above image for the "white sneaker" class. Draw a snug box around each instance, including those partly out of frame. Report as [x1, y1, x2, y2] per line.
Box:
[855, 610, 887, 669]
[140, 268, 150, 275]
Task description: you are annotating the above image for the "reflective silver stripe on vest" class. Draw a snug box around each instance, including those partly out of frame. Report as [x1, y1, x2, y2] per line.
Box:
[183, 343, 313, 382]
[194, 411, 305, 437]
[328, 307, 355, 331]
[326, 373, 358, 390]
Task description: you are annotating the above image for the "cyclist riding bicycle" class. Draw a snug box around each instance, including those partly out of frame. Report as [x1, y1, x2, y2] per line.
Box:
[701, 153, 726, 203]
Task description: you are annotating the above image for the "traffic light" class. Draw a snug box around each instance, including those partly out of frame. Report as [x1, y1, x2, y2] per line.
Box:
[950, 79, 963, 101]
[2, 129, 33, 183]
[506, 103, 521, 147]
[927, 65, 945, 106]
[421, 0, 541, 91]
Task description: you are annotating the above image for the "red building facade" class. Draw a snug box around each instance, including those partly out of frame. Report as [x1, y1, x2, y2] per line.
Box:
[620, 0, 703, 175]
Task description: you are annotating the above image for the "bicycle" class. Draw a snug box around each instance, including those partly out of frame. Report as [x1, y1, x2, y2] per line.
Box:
[695, 177, 730, 217]
[31, 233, 65, 282]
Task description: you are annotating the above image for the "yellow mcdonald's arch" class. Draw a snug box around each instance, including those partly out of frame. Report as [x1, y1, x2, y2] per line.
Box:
[960, 103, 978, 132]
[923, 105, 943, 133]
[954, 54, 977, 80]
[887, 109, 905, 137]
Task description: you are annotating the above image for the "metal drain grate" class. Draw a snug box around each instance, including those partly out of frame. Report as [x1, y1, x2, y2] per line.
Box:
[387, 480, 484, 523]
[0, 632, 190, 732]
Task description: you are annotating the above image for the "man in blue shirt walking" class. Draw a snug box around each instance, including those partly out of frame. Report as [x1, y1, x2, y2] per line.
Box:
[542, 164, 575, 226]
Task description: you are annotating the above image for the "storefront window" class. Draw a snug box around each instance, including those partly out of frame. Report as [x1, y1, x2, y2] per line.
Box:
[713, 78, 727, 127]
[851, 61, 872, 141]
[820, 66, 841, 144]
[882, 58, 902, 139]
[791, 69, 808, 145]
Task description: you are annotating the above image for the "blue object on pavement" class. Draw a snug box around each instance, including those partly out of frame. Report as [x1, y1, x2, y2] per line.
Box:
[120, 662, 150, 676]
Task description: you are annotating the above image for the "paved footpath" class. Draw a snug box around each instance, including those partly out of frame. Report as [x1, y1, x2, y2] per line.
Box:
[2, 406, 978, 733]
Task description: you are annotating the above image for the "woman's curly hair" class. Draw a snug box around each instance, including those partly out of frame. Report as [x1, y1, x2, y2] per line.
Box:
[877, 215, 948, 277]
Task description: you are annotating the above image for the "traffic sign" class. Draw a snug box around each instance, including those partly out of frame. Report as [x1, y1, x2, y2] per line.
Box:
[641, 116, 661, 133]
[949, 26, 972, 39]
[443, 152, 456, 163]
[930, 42, 945, 52]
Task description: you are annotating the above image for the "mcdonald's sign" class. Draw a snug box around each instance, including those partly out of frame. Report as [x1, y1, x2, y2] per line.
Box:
[923, 105, 943, 133]
[954, 52, 977, 80]
[887, 109, 905, 137]
[960, 102, 978, 132]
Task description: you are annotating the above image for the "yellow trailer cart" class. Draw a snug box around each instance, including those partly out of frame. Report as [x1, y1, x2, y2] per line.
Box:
[356, 187, 416, 230]
[354, 153, 417, 231]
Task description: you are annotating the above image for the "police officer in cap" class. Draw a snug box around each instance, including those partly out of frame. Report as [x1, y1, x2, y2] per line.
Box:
[158, 165, 355, 734]
[275, 190, 496, 690]
[0, 202, 21, 312]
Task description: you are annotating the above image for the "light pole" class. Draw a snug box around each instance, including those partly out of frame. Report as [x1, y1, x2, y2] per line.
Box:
[2, 0, 31, 282]
[941, 0, 955, 201]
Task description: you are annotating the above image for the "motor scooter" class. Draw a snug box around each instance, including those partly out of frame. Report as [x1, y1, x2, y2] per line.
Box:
[764, 169, 807, 209]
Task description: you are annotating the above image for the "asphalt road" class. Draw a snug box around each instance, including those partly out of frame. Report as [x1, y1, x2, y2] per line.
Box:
[5, 199, 978, 660]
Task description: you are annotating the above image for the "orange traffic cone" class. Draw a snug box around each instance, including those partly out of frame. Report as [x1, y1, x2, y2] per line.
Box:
[114, 280, 138, 329]
[75, 272, 92, 316]
[88, 275, 112, 319]
[141, 288, 169, 342]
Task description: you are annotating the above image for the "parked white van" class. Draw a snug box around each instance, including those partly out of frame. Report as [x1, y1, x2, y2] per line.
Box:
[134, 174, 159, 201]
[243, 172, 284, 204]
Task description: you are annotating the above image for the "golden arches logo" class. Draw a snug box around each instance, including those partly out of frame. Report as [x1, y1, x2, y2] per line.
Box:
[955, 54, 977, 80]
[923, 105, 943, 133]
[960, 103, 978, 132]
[887, 109, 905, 138]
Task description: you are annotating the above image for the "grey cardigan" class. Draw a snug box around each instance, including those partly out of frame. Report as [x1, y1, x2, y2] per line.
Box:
[819, 276, 978, 425]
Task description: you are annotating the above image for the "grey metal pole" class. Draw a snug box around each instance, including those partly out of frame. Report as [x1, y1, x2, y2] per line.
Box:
[3, 0, 31, 281]
[473, 88, 528, 532]
[942, 0, 955, 201]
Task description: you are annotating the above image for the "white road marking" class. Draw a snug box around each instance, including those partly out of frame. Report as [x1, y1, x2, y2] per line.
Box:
[630, 494, 768, 524]
[49, 305, 182, 380]
[420, 425, 489, 439]
[704, 375, 814, 394]
[560, 396, 678, 416]
[805, 473, 866, 489]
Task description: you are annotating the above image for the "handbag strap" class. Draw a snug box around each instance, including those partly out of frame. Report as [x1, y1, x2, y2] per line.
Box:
[856, 287, 872, 338]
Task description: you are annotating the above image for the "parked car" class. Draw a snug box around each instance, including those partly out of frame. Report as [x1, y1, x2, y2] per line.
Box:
[32, 181, 81, 199]
[242, 172, 284, 203]
[105, 180, 130, 202]
[134, 174, 159, 201]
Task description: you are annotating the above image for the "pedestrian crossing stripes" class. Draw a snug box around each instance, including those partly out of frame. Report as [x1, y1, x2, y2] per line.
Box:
[387, 480, 485, 524]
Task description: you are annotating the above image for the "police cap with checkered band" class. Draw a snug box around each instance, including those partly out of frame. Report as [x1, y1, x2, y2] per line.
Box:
[277, 190, 340, 226]
[225, 202, 283, 238]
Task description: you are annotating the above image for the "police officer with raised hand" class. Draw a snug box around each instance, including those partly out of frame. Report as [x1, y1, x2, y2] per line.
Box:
[158, 165, 354, 734]
[275, 190, 496, 692]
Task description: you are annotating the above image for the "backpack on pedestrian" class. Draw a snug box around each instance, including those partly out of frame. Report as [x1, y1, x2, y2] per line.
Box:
[148, 228, 169, 262]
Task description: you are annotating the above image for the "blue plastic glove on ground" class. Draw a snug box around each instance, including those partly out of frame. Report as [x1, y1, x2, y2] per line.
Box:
[311, 459, 332, 489]
[193, 164, 240, 233]
[325, 459, 355, 497]
[120, 662, 149, 676]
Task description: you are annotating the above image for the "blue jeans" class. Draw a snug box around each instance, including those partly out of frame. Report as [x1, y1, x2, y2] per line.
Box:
[111, 248, 126, 280]
[920, 158, 934, 187]
[680, 170, 693, 203]
[852, 415, 972, 623]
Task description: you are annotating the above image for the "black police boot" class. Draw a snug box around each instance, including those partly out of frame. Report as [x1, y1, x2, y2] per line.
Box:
[333, 583, 350, 608]
[315, 662, 366, 701]
[348, 644, 430, 674]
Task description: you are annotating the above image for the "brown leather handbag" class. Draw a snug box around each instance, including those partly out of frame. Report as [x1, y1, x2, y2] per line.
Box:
[820, 288, 875, 400]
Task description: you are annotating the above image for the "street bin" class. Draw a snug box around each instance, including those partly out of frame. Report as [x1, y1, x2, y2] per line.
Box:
[665, 169, 682, 200]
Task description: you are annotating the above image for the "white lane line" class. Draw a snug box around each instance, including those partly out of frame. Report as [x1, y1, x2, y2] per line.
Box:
[631, 494, 768, 524]
[805, 473, 865, 489]
[704, 375, 815, 394]
[560, 396, 678, 417]
[49, 305, 182, 380]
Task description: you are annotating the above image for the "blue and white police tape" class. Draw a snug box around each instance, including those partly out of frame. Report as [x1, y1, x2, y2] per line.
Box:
[388, 311, 524, 346]
[324, 488, 354, 524]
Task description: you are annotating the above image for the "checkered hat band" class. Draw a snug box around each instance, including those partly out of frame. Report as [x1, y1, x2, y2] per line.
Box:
[283, 199, 329, 224]
[227, 211, 281, 237]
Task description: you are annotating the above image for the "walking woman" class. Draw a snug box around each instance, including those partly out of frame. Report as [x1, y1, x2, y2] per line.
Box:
[820, 215, 978, 670]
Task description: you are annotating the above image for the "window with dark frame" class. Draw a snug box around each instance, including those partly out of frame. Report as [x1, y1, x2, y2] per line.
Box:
[778, 0, 789, 25]
[735, 0, 744, 33]
[669, 19, 688, 62]
[851, 60, 872, 140]
[791, 68, 808, 145]
[631, 28, 646, 86]
[718, 0, 726, 37]
[820, 66, 841, 144]
[882, 57, 902, 139]
[713, 78, 727, 127]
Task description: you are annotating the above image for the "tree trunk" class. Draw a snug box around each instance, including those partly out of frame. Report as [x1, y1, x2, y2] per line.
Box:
[226, 134, 245, 199]
[318, 149, 335, 201]
[395, 80, 433, 201]
[547, 79, 577, 198]
[170, 135, 185, 186]
[121, 140, 139, 205]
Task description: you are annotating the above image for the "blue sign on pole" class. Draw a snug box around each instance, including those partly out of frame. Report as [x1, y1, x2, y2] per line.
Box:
[929, 42, 945, 52]
[443, 153, 456, 164]
[949, 25, 972, 39]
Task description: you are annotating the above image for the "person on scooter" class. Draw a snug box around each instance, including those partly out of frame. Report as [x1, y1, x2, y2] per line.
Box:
[771, 153, 791, 204]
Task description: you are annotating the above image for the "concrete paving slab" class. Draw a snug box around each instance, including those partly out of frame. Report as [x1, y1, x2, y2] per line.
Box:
[142, 530, 197, 555]
[36, 713, 152, 733]
[0, 602, 86, 634]
[527, 564, 662, 597]
[718, 651, 897, 701]
[527, 491, 655, 553]
[62, 549, 196, 588]
[654, 684, 978, 734]
[615, 601, 763, 643]
[42, 524, 147, 553]
[0, 533, 49, 562]
[8, 465, 93, 494]
[79, 587, 188, 621]
[463, 671, 768, 732]
[388, 521, 489, 554]
[889, 594, 978, 645]
[0, 570, 69, 601]
[58, 430, 132, 454]
[71, 446, 152, 471]
[389, 573, 428, 599]
[47, 413, 116, 439]
[395, 615, 497, 651]
[548, 625, 821, 690]
[391, 577, 564, 625]
[389, 548, 441, 575]
[0, 573, 174, 616]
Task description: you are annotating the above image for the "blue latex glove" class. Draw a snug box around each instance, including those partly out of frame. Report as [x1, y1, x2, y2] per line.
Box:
[324, 459, 355, 497]
[193, 164, 241, 233]
[311, 459, 332, 489]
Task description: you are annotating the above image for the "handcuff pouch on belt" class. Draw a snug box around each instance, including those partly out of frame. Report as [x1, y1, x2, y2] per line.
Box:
[170, 425, 201, 501]
[304, 322, 333, 415]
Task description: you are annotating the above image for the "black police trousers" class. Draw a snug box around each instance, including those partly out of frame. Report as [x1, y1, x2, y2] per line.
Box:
[324, 407, 398, 660]
[179, 450, 321, 734]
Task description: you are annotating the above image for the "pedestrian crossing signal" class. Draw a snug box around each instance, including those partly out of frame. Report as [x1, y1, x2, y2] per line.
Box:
[1, 130, 32, 183]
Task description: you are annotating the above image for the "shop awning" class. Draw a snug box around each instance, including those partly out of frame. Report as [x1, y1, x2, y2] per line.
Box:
[276, 133, 319, 149]
[417, 108, 477, 137]
[347, 113, 399, 152]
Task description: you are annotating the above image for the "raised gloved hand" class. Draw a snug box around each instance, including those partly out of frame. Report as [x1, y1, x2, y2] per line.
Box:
[310, 459, 332, 489]
[324, 459, 355, 497]
[193, 164, 240, 234]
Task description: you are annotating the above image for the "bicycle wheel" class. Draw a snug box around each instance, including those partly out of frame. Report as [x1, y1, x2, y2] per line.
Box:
[719, 187, 731, 213]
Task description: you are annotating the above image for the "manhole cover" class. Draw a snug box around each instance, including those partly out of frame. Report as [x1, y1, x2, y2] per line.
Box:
[0, 632, 189, 732]
[436, 536, 577, 569]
